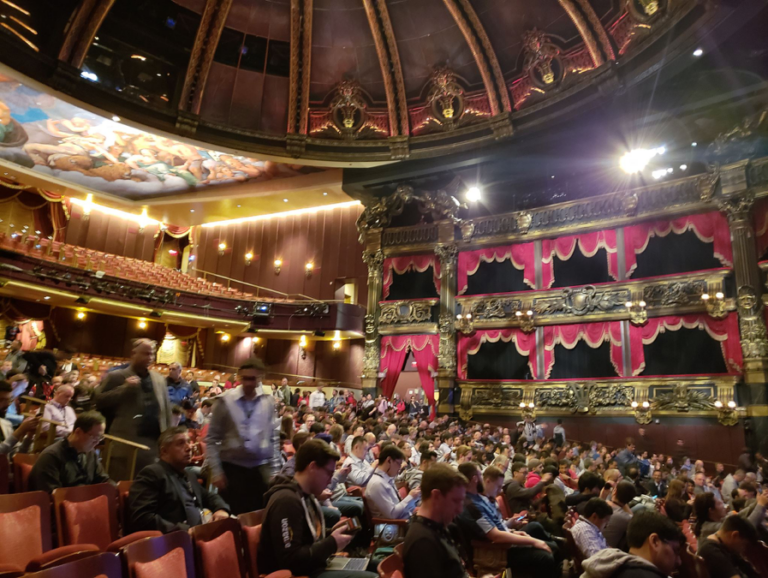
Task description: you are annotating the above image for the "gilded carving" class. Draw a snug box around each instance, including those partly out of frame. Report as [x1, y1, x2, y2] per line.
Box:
[379, 300, 435, 326]
[382, 225, 438, 248]
[364, 314, 377, 336]
[363, 339, 380, 378]
[718, 192, 754, 223]
[622, 192, 639, 217]
[534, 382, 634, 413]
[642, 280, 706, 307]
[459, 388, 473, 420]
[439, 312, 456, 336]
[697, 170, 720, 202]
[439, 334, 457, 374]
[737, 286, 768, 359]
[460, 222, 475, 242]
[652, 384, 717, 412]
[473, 385, 523, 408]
[516, 211, 532, 235]
[426, 67, 465, 128]
[535, 286, 629, 317]
[435, 244, 459, 270]
[363, 250, 384, 279]
[329, 79, 368, 138]
[522, 29, 564, 89]
[708, 109, 768, 164]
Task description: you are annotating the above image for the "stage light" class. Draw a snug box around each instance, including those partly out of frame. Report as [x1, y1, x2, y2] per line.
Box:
[691, 142, 697, 147]
[619, 146, 665, 174]
[693, 48, 703, 57]
[76, 311, 86, 320]
[680, 164, 688, 171]
[466, 186, 481, 202]
[221, 333, 230, 342]
[333, 341, 341, 350]
[299, 335, 307, 347]
[138, 319, 147, 329]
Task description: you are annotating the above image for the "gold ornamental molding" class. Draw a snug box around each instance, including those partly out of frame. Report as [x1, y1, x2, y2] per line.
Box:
[378, 298, 438, 335]
[179, 0, 235, 115]
[456, 269, 733, 328]
[287, 0, 314, 136]
[362, 0, 409, 138]
[455, 375, 742, 423]
[557, 0, 605, 68]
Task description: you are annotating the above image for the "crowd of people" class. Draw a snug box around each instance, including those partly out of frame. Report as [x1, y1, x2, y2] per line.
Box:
[0, 338, 767, 578]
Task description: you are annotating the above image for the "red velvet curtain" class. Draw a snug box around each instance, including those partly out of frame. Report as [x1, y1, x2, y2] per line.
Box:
[380, 335, 438, 411]
[627, 313, 742, 376]
[457, 328, 539, 379]
[623, 212, 732, 277]
[382, 255, 440, 299]
[457, 242, 537, 294]
[0, 298, 60, 348]
[542, 322, 624, 379]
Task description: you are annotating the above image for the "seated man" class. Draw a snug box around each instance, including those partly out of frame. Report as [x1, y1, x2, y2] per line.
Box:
[41, 384, 76, 438]
[366, 444, 420, 519]
[581, 511, 684, 578]
[457, 462, 558, 578]
[342, 435, 376, 487]
[126, 426, 230, 534]
[505, 461, 553, 514]
[566, 471, 606, 515]
[403, 463, 469, 578]
[571, 497, 613, 558]
[258, 439, 377, 578]
[698, 514, 761, 578]
[602, 481, 636, 549]
[0, 379, 37, 455]
[29, 411, 110, 493]
[398, 450, 437, 491]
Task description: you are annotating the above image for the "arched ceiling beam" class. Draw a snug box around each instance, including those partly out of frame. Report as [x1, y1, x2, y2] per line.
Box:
[440, 0, 511, 115]
[362, 0, 409, 137]
[557, 0, 615, 67]
[287, 0, 313, 136]
[179, 0, 234, 115]
[58, 0, 116, 69]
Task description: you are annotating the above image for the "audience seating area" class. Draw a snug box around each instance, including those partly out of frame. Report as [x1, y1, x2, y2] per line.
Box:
[0, 232, 270, 302]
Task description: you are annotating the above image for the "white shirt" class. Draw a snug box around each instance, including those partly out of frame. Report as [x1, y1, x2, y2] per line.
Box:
[42, 401, 76, 438]
[366, 469, 417, 519]
[309, 391, 326, 410]
[342, 453, 375, 486]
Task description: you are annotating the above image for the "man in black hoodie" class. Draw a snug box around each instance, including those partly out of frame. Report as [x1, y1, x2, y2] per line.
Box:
[259, 439, 377, 578]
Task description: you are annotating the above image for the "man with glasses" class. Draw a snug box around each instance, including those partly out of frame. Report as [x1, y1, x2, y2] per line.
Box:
[206, 357, 280, 515]
[29, 411, 110, 493]
[581, 511, 683, 578]
[505, 461, 553, 514]
[166, 363, 191, 405]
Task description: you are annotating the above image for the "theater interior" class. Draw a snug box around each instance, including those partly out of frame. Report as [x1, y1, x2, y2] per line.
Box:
[1, 0, 768, 575]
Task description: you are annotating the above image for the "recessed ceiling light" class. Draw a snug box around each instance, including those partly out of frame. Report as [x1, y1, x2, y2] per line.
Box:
[691, 142, 697, 147]
[111, 115, 120, 122]
[323, 192, 328, 196]
[283, 199, 288, 203]
[693, 48, 703, 57]
[237, 204, 241, 208]
[44, 296, 50, 300]
[190, 209, 195, 213]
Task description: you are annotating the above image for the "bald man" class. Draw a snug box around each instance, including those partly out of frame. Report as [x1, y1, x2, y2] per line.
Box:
[95, 339, 171, 480]
[42, 384, 76, 437]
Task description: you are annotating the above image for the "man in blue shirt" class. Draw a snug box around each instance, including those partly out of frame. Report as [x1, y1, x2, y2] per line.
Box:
[166, 362, 191, 405]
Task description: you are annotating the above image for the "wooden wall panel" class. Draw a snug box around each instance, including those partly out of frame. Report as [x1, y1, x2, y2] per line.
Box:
[65, 204, 159, 261]
[195, 204, 366, 303]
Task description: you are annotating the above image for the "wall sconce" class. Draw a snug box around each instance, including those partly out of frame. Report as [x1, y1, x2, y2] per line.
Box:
[245, 252, 253, 266]
[82, 194, 93, 222]
[456, 313, 474, 334]
[714, 399, 739, 426]
[631, 400, 652, 424]
[76, 310, 86, 320]
[519, 401, 536, 419]
[332, 330, 342, 351]
[702, 292, 727, 319]
[138, 208, 149, 233]
[299, 334, 308, 359]
[220, 333, 230, 342]
[218, 242, 227, 256]
[305, 262, 314, 278]
[625, 300, 647, 325]
[515, 309, 535, 333]
[138, 319, 147, 329]
[274, 259, 282, 275]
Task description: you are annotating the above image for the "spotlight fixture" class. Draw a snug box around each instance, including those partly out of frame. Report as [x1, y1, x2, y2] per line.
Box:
[76, 311, 86, 320]
[619, 146, 666, 174]
[727, 400, 736, 409]
[274, 259, 282, 275]
[220, 333, 231, 342]
[714, 400, 723, 408]
[692, 48, 703, 57]
[149, 310, 163, 318]
[245, 252, 253, 266]
[314, 330, 326, 337]
[111, 115, 121, 122]
[466, 186, 481, 202]
[333, 341, 341, 350]
[299, 334, 308, 358]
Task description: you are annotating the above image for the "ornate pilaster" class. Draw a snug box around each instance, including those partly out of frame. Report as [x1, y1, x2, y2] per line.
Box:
[362, 249, 384, 394]
[58, 0, 116, 69]
[435, 242, 458, 412]
[718, 166, 768, 384]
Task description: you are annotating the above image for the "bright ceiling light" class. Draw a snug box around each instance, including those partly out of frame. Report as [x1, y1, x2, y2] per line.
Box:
[466, 186, 481, 202]
[692, 48, 703, 57]
[111, 115, 121, 122]
[619, 146, 665, 174]
[680, 164, 687, 170]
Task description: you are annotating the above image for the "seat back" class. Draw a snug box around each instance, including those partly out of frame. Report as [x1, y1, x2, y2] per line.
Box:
[678, 545, 709, 578]
[398, 486, 407, 500]
[117, 481, 132, 533]
[189, 517, 246, 578]
[237, 515, 264, 578]
[496, 494, 511, 519]
[237, 509, 264, 528]
[0, 491, 52, 569]
[123, 531, 195, 578]
[745, 541, 768, 578]
[52, 483, 119, 551]
[377, 553, 404, 578]
[0, 455, 8, 494]
[12, 453, 38, 493]
[24, 552, 122, 578]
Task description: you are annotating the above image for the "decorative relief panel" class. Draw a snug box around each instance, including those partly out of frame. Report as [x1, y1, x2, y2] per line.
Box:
[534, 382, 635, 414]
[382, 225, 439, 248]
[378, 299, 438, 334]
[535, 286, 630, 317]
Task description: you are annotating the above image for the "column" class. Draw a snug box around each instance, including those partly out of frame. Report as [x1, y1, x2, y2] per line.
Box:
[435, 239, 458, 414]
[362, 248, 384, 398]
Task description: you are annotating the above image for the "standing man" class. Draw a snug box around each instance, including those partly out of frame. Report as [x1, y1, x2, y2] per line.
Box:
[184, 370, 200, 399]
[95, 339, 171, 481]
[616, 438, 639, 476]
[166, 363, 191, 405]
[206, 358, 279, 515]
[4, 340, 26, 375]
[279, 377, 292, 406]
[0, 380, 37, 456]
[24, 347, 74, 399]
[309, 384, 326, 411]
[41, 384, 76, 438]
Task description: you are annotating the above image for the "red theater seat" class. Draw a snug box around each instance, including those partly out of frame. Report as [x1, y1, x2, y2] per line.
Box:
[123, 531, 196, 578]
[52, 483, 119, 551]
[23, 552, 122, 578]
[190, 518, 246, 578]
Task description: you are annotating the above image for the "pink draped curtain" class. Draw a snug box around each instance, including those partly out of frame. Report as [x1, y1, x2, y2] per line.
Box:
[380, 335, 439, 410]
[382, 255, 440, 299]
[457, 328, 539, 379]
[623, 212, 732, 278]
[542, 322, 624, 378]
[627, 313, 742, 376]
[457, 242, 537, 294]
[541, 231, 620, 288]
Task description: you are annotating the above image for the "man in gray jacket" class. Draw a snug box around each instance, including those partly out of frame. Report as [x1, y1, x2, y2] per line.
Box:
[206, 357, 280, 515]
[95, 339, 171, 481]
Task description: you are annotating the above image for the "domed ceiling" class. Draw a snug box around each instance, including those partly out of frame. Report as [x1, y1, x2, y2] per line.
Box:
[0, 0, 747, 166]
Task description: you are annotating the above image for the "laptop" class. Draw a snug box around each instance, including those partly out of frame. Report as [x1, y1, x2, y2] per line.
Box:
[326, 555, 370, 572]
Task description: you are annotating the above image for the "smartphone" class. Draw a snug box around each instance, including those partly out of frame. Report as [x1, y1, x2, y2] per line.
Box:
[515, 515, 526, 522]
[346, 517, 362, 532]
